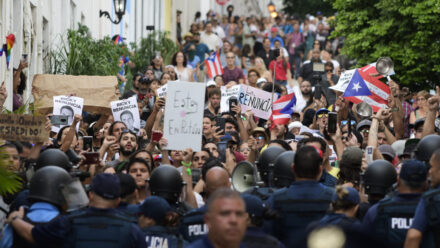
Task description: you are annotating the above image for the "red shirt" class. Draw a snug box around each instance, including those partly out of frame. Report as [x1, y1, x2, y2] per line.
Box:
[269, 60, 290, 81]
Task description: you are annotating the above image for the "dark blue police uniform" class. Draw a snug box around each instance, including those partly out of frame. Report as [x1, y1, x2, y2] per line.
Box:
[186, 235, 247, 248]
[362, 193, 421, 247]
[410, 187, 440, 248]
[319, 170, 338, 188]
[31, 207, 146, 248]
[265, 180, 335, 247]
[242, 226, 285, 248]
[244, 187, 276, 201]
[142, 225, 188, 248]
[180, 205, 207, 242]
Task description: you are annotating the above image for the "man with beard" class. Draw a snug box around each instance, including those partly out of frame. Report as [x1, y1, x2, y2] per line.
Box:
[292, 80, 313, 112]
[204, 88, 221, 118]
[107, 130, 138, 172]
[183, 32, 210, 63]
[298, 48, 325, 85]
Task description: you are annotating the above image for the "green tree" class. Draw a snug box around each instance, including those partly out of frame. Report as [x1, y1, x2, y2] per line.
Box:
[283, 0, 334, 18]
[129, 31, 179, 75]
[329, 0, 440, 88]
[49, 23, 128, 76]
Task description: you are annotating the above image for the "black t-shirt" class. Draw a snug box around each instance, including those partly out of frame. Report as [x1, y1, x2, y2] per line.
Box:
[256, 49, 275, 69]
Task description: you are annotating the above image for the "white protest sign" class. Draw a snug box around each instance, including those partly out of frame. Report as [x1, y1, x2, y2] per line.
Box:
[111, 96, 141, 133]
[238, 85, 276, 120]
[52, 96, 84, 133]
[220, 85, 241, 113]
[329, 69, 356, 93]
[156, 84, 168, 98]
[163, 81, 205, 151]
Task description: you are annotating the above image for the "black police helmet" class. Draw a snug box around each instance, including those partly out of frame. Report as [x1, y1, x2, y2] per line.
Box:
[363, 160, 397, 195]
[149, 165, 184, 204]
[28, 166, 72, 207]
[414, 134, 440, 163]
[273, 151, 295, 188]
[36, 148, 71, 171]
[257, 146, 285, 185]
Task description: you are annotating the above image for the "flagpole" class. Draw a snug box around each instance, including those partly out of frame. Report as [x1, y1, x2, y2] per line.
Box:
[271, 58, 276, 112]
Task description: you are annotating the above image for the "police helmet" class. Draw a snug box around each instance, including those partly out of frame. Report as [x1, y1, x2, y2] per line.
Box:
[273, 151, 295, 188]
[35, 148, 71, 171]
[28, 166, 72, 207]
[149, 165, 184, 204]
[257, 146, 285, 185]
[414, 134, 440, 163]
[362, 160, 397, 195]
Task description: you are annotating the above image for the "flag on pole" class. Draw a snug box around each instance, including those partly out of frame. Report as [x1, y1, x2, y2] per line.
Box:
[270, 93, 296, 126]
[205, 51, 223, 79]
[342, 65, 390, 112]
[343, 69, 371, 97]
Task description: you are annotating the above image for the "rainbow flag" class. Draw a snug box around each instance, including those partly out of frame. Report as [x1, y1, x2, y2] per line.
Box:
[114, 35, 123, 45]
[5, 34, 15, 69]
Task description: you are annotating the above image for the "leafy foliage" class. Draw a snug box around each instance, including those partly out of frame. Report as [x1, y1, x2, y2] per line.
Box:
[329, 0, 440, 89]
[49, 23, 129, 76]
[129, 31, 179, 75]
[283, 0, 334, 18]
[0, 148, 22, 195]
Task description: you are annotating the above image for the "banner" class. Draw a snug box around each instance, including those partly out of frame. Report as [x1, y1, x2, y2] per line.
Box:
[220, 85, 241, 113]
[111, 96, 141, 133]
[163, 81, 205, 151]
[52, 96, 84, 133]
[238, 85, 276, 120]
[0, 114, 49, 142]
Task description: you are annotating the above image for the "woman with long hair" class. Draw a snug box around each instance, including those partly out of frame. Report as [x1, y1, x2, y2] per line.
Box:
[171, 51, 193, 82]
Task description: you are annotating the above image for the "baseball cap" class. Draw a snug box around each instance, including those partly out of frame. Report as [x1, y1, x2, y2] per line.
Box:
[391, 140, 406, 157]
[399, 159, 427, 182]
[315, 108, 329, 116]
[117, 173, 137, 198]
[378, 144, 396, 160]
[341, 147, 363, 166]
[256, 78, 267, 87]
[90, 173, 121, 200]
[333, 186, 360, 205]
[242, 194, 265, 218]
[288, 121, 302, 130]
[414, 118, 425, 130]
[206, 81, 216, 87]
[356, 119, 372, 132]
[138, 196, 172, 224]
[270, 27, 277, 33]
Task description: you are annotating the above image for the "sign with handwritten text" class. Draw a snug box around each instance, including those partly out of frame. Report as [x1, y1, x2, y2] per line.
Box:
[238, 85, 276, 120]
[0, 114, 49, 142]
[163, 81, 206, 151]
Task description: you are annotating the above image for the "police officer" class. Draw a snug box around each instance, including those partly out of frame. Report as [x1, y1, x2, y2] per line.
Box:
[7, 173, 146, 247]
[1, 166, 73, 248]
[180, 166, 230, 242]
[187, 188, 248, 248]
[362, 160, 427, 247]
[413, 134, 440, 166]
[358, 159, 397, 219]
[149, 165, 192, 216]
[405, 148, 440, 248]
[138, 196, 187, 247]
[273, 151, 295, 188]
[245, 146, 285, 200]
[241, 194, 285, 248]
[265, 146, 335, 247]
[116, 173, 140, 219]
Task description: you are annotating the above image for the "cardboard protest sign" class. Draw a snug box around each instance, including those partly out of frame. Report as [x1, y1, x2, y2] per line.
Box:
[157, 84, 168, 98]
[52, 96, 84, 133]
[163, 81, 205, 151]
[32, 74, 119, 115]
[220, 85, 241, 113]
[238, 85, 276, 120]
[329, 69, 356, 93]
[0, 114, 49, 142]
[111, 96, 141, 133]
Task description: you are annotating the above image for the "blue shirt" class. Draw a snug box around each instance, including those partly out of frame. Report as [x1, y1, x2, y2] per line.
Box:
[0, 202, 60, 248]
[411, 195, 428, 233]
[269, 36, 284, 49]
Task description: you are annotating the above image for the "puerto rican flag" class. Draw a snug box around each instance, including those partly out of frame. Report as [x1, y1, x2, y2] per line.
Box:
[205, 51, 223, 79]
[270, 93, 297, 126]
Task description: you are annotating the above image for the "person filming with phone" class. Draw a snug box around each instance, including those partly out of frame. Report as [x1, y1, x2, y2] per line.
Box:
[13, 56, 29, 111]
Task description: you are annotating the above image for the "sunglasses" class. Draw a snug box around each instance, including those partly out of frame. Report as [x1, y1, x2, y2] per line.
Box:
[317, 113, 328, 118]
[121, 129, 137, 135]
[253, 135, 265, 140]
[360, 129, 369, 134]
[341, 120, 356, 126]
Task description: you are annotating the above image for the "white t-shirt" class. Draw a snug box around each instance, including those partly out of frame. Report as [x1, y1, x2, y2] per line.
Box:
[213, 25, 226, 40]
[201, 32, 222, 51]
[292, 85, 308, 113]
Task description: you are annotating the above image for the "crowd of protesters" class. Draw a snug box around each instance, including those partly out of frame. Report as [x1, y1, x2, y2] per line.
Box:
[1, 6, 440, 248]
